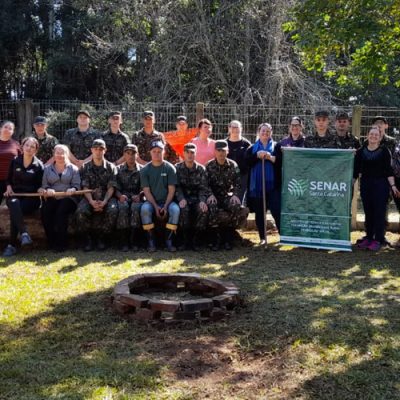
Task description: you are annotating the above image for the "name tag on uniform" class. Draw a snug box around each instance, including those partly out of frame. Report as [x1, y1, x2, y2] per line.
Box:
[161, 173, 167, 177]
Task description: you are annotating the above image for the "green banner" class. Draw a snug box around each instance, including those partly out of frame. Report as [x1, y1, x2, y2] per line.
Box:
[280, 148, 354, 251]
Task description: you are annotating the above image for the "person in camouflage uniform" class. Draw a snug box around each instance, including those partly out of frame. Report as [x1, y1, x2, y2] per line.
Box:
[102, 111, 131, 165]
[75, 139, 118, 251]
[176, 143, 209, 250]
[115, 144, 143, 252]
[304, 110, 342, 149]
[334, 111, 361, 149]
[62, 110, 100, 168]
[32, 116, 59, 165]
[131, 110, 179, 165]
[206, 140, 244, 250]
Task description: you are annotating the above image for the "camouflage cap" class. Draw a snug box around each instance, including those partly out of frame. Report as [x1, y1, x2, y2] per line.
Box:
[335, 111, 350, 120]
[184, 143, 197, 152]
[215, 140, 229, 151]
[315, 110, 330, 118]
[123, 144, 138, 153]
[109, 111, 122, 118]
[372, 115, 388, 124]
[92, 139, 106, 149]
[143, 110, 155, 118]
[33, 116, 47, 125]
[77, 110, 91, 118]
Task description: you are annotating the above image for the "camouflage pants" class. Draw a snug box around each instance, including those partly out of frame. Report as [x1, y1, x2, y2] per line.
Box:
[208, 196, 243, 228]
[75, 198, 118, 234]
[116, 200, 142, 230]
[179, 202, 208, 231]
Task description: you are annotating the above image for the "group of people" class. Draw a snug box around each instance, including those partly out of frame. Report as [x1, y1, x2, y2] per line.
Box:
[1, 108, 399, 256]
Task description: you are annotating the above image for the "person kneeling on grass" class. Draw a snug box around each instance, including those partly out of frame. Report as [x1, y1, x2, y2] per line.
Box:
[3, 137, 43, 257]
[139, 140, 180, 252]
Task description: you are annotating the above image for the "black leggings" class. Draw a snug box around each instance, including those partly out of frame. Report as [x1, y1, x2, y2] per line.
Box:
[6, 197, 40, 245]
[41, 198, 77, 250]
[0, 180, 6, 205]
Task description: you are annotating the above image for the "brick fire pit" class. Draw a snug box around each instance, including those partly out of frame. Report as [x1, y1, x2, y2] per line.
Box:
[111, 273, 240, 323]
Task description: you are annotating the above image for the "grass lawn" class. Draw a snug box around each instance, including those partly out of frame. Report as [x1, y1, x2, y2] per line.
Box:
[0, 231, 399, 400]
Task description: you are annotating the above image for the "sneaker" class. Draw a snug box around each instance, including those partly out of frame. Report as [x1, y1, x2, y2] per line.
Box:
[20, 232, 33, 246]
[367, 240, 381, 251]
[356, 236, 367, 244]
[357, 238, 371, 249]
[3, 245, 16, 257]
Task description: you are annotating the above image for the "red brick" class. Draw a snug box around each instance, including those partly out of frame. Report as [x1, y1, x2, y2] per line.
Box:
[181, 299, 214, 312]
[149, 299, 181, 312]
[113, 300, 134, 315]
[118, 294, 149, 308]
[133, 308, 161, 321]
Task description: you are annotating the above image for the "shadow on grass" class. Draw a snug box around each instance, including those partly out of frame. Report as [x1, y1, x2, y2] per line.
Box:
[1, 239, 399, 399]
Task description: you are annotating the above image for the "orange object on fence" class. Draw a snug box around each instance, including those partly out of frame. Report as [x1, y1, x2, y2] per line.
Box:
[163, 128, 198, 157]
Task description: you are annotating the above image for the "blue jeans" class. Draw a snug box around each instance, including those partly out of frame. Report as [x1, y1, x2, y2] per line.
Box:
[140, 201, 180, 230]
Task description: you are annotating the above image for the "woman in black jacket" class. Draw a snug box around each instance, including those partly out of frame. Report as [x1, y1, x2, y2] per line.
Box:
[3, 137, 44, 256]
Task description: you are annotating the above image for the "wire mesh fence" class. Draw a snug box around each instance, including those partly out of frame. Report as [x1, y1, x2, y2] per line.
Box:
[2, 99, 400, 143]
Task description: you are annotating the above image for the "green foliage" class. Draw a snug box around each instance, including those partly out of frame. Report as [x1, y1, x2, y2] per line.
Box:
[286, 0, 400, 93]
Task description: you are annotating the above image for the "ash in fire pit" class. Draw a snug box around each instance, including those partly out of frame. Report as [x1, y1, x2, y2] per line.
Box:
[111, 273, 240, 322]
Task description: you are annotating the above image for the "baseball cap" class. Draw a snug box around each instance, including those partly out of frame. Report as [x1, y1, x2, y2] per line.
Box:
[123, 144, 138, 153]
[77, 110, 91, 118]
[33, 116, 47, 125]
[143, 110, 155, 119]
[315, 110, 330, 118]
[215, 140, 229, 151]
[335, 111, 350, 120]
[184, 143, 197, 152]
[372, 115, 388, 124]
[150, 140, 164, 150]
[109, 111, 122, 118]
[92, 139, 106, 149]
[176, 115, 187, 122]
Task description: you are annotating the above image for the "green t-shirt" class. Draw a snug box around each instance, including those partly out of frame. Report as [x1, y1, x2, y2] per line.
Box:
[140, 161, 177, 203]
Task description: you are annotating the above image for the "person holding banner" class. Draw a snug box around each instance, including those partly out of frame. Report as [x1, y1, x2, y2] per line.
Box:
[245, 123, 280, 244]
[3, 137, 44, 256]
[354, 126, 400, 251]
[38, 144, 81, 252]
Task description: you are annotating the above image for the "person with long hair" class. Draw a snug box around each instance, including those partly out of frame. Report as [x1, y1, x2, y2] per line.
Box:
[0, 121, 21, 205]
[38, 144, 81, 252]
[3, 137, 43, 256]
[226, 120, 251, 205]
[354, 126, 400, 251]
[245, 123, 280, 244]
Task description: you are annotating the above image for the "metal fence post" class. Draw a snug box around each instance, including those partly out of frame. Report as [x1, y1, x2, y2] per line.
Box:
[196, 102, 204, 124]
[351, 105, 362, 230]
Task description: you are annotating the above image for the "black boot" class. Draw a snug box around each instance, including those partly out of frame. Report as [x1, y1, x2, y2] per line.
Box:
[210, 228, 220, 251]
[192, 231, 202, 251]
[120, 230, 130, 252]
[165, 228, 177, 252]
[131, 229, 140, 252]
[83, 234, 93, 252]
[178, 229, 190, 251]
[97, 234, 106, 251]
[146, 229, 156, 252]
[222, 228, 233, 250]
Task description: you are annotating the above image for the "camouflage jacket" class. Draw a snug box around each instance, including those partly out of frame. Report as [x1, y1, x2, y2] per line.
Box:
[131, 128, 179, 164]
[116, 163, 142, 197]
[80, 159, 118, 199]
[206, 158, 241, 201]
[335, 132, 361, 150]
[34, 132, 59, 163]
[304, 130, 341, 149]
[102, 129, 131, 163]
[176, 161, 210, 204]
[62, 127, 100, 160]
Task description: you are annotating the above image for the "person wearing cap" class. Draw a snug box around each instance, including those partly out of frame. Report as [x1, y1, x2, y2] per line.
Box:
[175, 142, 210, 250]
[226, 120, 251, 205]
[139, 140, 180, 252]
[334, 112, 360, 149]
[273, 117, 306, 232]
[191, 118, 216, 166]
[75, 138, 118, 251]
[206, 139, 243, 250]
[131, 110, 179, 165]
[115, 144, 143, 252]
[245, 123, 280, 243]
[304, 110, 341, 148]
[102, 111, 131, 165]
[32, 116, 59, 165]
[364, 116, 397, 155]
[62, 110, 100, 168]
